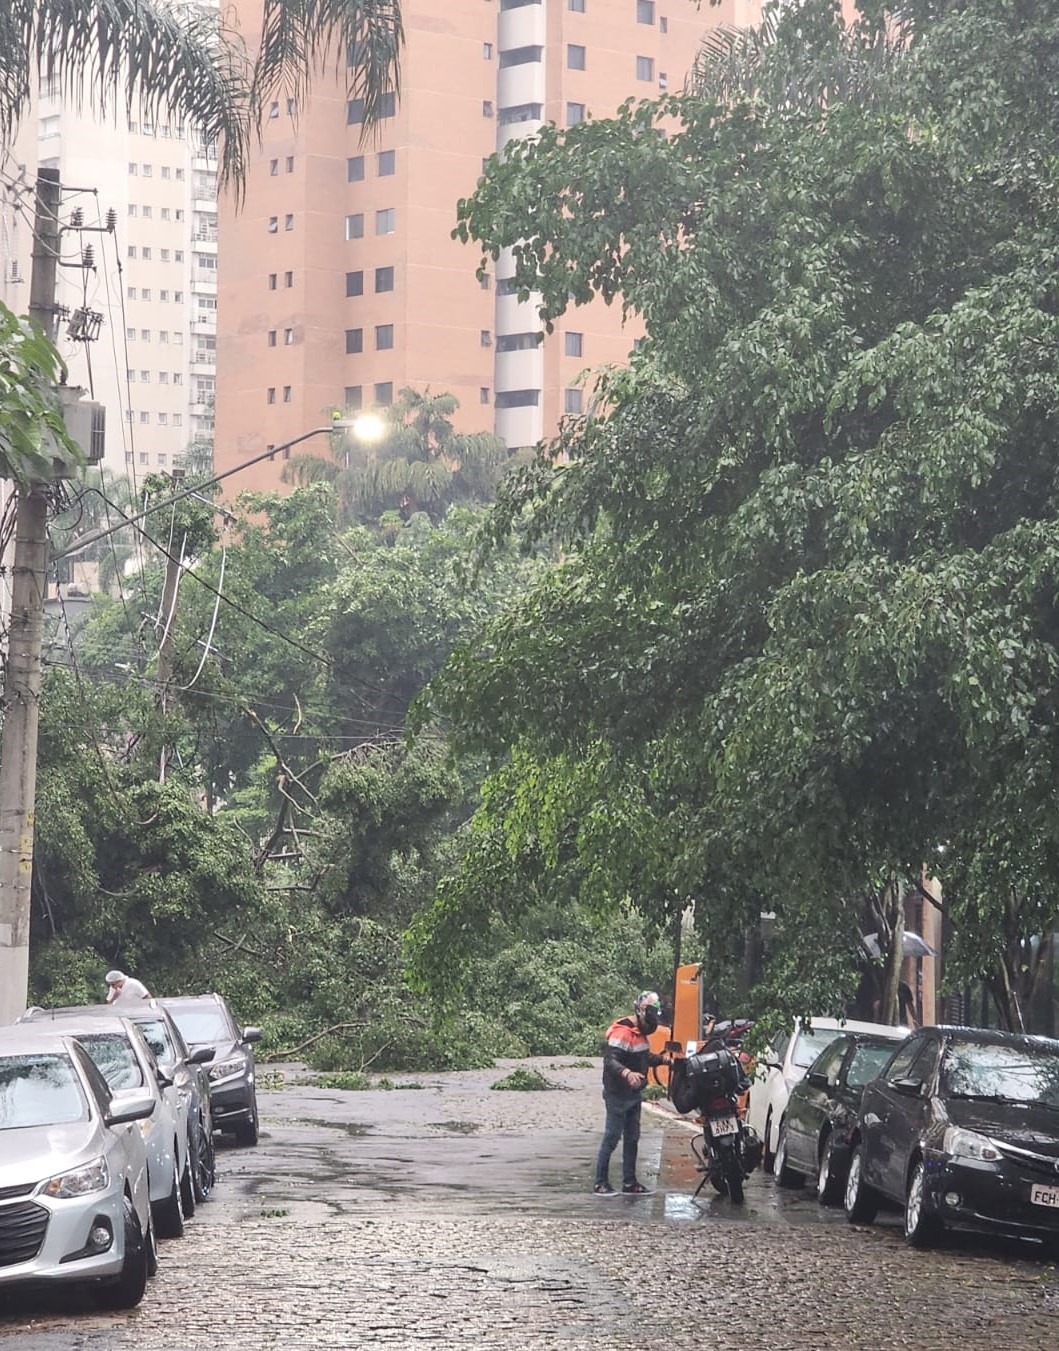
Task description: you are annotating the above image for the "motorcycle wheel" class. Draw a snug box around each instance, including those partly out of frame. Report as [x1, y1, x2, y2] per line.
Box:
[722, 1148, 744, 1204]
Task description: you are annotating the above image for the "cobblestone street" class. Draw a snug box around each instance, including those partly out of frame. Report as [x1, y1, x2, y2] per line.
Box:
[2, 1061, 1057, 1349]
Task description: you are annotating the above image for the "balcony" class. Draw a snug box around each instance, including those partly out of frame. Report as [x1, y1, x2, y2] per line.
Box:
[191, 349, 217, 370]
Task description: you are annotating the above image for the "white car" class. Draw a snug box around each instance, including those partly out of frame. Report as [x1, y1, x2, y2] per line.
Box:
[0, 1028, 155, 1308]
[748, 1016, 910, 1171]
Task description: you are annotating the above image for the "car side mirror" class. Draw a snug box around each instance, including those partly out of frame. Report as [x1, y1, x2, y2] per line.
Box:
[241, 1026, 262, 1045]
[106, 1092, 155, 1125]
[188, 1046, 215, 1065]
[805, 1071, 828, 1089]
[890, 1076, 924, 1097]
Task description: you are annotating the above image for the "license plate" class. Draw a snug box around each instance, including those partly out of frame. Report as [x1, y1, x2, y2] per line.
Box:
[1030, 1183, 1059, 1209]
[709, 1115, 738, 1137]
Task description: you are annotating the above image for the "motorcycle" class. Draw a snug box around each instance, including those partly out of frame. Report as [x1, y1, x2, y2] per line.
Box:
[668, 1019, 763, 1204]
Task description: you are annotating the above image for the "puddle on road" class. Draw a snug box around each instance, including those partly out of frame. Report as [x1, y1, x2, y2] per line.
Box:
[287, 1117, 374, 1136]
[428, 1120, 481, 1134]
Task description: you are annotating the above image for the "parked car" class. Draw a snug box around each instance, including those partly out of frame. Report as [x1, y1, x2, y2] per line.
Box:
[844, 1026, 1059, 1249]
[0, 1027, 155, 1308]
[16, 1013, 190, 1240]
[162, 994, 262, 1146]
[748, 1016, 909, 1170]
[772, 1029, 909, 1201]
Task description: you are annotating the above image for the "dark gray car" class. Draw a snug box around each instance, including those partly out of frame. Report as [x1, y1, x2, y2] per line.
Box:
[161, 994, 262, 1146]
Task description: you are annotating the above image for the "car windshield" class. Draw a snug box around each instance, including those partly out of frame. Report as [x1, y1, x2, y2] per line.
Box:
[0, 1053, 88, 1129]
[136, 1019, 176, 1066]
[847, 1042, 899, 1088]
[79, 1033, 145, 1091]
[793, 1029, 841, 1069]
[169, 1008, 231, 1044]
[941, 1040, 1059, 1107]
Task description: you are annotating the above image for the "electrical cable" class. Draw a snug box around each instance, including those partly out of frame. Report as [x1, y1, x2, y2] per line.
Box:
[179, 527, 226, 691]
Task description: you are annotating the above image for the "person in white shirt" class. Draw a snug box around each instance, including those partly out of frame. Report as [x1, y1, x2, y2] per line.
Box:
[105, 970, 151, 1003]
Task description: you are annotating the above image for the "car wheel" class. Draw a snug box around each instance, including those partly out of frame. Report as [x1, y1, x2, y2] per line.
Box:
[154, 1161, 185, 1240]
[146, 1213, 159, 1278]
[191, 1112, 215, 1203]
[96, 1195, 148, 1310]
[762, 1109, 775, 1174]
[774, 1121, 803, 1188]
[844, 1144, 878, 1225]
[904, 1159, 942, 1248]
[817, 1134, 843, 1206]
[179, 1154, 196, 1219]
[234, 1089, 260, 1147]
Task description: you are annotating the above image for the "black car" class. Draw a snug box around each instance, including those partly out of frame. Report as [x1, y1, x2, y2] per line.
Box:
[773, 1030, 908, 1203]
[161, 994, 262, 1146]
[844, 1025, 1059, 1249]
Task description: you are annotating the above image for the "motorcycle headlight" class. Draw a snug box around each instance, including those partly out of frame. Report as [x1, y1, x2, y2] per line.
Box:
[208, 1055, 248, 1084]
[942, 1126, 1002, 1162]
[40, 1156, 110, 1198]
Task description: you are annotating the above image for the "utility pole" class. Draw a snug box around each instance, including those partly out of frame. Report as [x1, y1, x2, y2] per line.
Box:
[0, 170, 60, 1026]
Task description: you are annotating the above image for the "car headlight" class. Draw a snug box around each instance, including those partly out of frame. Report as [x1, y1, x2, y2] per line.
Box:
[40, 1156, 110, 1198]
[942, 1126, 1002, 1162]
[208, 1055, 248, 1084]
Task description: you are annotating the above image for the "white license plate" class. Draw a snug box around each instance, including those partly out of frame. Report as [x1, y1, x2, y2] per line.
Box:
[709, 1115, 738, 1137]
[1030, 1183, 1059, 1209]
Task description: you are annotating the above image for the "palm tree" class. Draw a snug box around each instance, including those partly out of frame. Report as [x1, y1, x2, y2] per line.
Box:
[284, 387, 515, 527]
[0, 0, 403, 191]
[688, 0, 909, 114]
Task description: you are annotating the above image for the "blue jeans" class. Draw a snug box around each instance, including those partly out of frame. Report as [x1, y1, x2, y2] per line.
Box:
[595, 1093, 641, 1188]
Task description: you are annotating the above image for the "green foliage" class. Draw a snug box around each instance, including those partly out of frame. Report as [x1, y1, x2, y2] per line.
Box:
[490, 1068, 555, 1092]
[0, 303, 80, 484]
[316, 1071, 373, 1091]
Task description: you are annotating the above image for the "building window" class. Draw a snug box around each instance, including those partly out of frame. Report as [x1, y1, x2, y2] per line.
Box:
[286, 156, 295, 173]
[159, 370, 169, 382]
[142, 206, 152, 219]
[139, 416, 149, 428]
[347, 98, 366, 124]
[141, 287, 152, 301]
[268, 216, 278, 233]
[375, 266, 394, 293]
[286, 98, 297, 116]
[375, 324, 394, 351]
[345, 328, 363, 354]
[127, 245, 137, 259]
[346, 270, 364, 297]
[377, 149, 395, 176]
[158, 453, 168, 465]
[268, 273, 277, 290]
[564, 388, 584, 414]
[159, 331, 168, 344]
[345, 213, 364, 240]
[284, 328, 294, 345]
[141, 330, 150, 342]
[375, 207, 395, 235]
[568, 0, 586, 9]
[659, 71, 668, 89]
[284, 271, 293, 287]
[126, 327, 136, 340]
[268, 101, 279, 119]
[283, 385, 292, 402]
[128, 205, 137, 218]
[374, 382, 393, 406]
[496, 332, 538, 352]
[128, 161, 137, 174]
[379, 91, 396, 117]
[269, 159, 279, 176]
[500, 0, 542, 8]
[498, 103, 542, 125]
[173, 414, 182, 426]
[495, 389, 540, 408]
[483, 41, 493, 59]
[567, 103, 586, 127]
[142, 164, 152, 177]
[160, 290, 169, 303]
[660, 16, 668, 32]
[500, 46, 543, 67]
[268, 330, 277, 347]
[158, 412, 168, 425]
[483, 100, 494, 118]
[161, 207, 170, 221]
[636, 55, 655, 82]
[284, 213, 294, 231]
[567, 44, 586, 71]
[565, 332, 583, 358]
[347, 155, 365, 182]
[140, 370, 150, 384]
[479, 273, 491, 290]
[160, 248, 169, 262]
[127, 286, 137, 300]
[267, 387, 276, 404]
[480, 387, 490, 404]
[141, 247, 152, 261]
[636, 0, 655, 22]
[480, 330, 492, 347]
[345, 386, 363, 410]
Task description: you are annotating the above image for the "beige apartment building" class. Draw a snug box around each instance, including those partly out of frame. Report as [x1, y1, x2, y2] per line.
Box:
[215, 0, 757, 493]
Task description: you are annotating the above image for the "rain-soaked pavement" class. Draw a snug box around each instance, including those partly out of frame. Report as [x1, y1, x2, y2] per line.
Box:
[2, 1057, 1057, 1348]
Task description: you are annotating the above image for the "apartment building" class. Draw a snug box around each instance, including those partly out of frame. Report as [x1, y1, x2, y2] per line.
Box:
[215, 0, 758, 492]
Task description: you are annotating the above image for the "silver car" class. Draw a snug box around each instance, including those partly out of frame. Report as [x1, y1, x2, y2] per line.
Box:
[17, 1014, 190, 1240]
[0, 1028, 155, 1308]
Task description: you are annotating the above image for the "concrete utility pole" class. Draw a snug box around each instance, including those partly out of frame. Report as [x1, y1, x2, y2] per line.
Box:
[0, 170, 60, 1026]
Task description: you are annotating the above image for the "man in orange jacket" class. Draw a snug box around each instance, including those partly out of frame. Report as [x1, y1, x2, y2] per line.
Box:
[594, 991, 667, 1194]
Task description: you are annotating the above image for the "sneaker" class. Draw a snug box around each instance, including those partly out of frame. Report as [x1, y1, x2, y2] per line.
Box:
[622, 1182, 649, 1194]
[593, 1182, 616, 1195]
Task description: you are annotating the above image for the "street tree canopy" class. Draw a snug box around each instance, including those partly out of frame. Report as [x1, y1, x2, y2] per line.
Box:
[418, 0, 1059, 1028]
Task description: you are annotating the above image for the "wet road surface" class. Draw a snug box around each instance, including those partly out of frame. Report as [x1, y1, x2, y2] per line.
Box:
[1, 1058, 1057, 1348]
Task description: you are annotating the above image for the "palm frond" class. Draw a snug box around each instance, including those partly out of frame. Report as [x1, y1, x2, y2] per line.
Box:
[2, 0, 252, 189]
[283, 452, 341, 486]
[252, 0, 403, 130]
